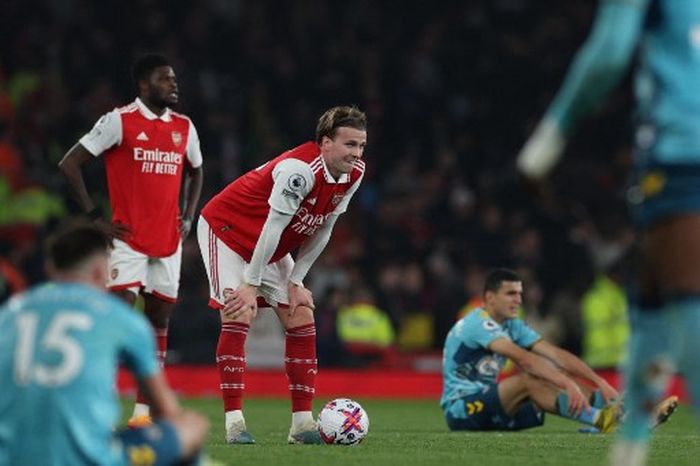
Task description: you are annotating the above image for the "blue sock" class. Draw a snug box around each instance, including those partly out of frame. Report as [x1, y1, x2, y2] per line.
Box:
[556, 392, 599, 425]
[618, 306, 675, 442]
[672, 298, 700, 424]
[590, 390, 605, 409]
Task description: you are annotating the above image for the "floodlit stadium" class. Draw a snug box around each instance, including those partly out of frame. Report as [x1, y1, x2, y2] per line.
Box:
[1, 1, 699, 465]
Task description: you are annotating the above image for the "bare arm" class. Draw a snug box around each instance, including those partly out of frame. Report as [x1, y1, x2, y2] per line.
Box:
[179, 164, 203, 238]
[532, 340, 619, 402]
[490, 337, 589, 415]
[58, 143, 98, 213]
[58, 143, 130, 239]
[137, 371, 211, 459]
[490, 338, 574, 391]
[517, 0, 650, 179]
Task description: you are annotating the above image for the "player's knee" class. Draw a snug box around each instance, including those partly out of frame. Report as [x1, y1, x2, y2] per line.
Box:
[286, 305, 315, 328]
[220, 310, 254, 325]
[113, 289, 137, 306]
[515, 373, 541, 393]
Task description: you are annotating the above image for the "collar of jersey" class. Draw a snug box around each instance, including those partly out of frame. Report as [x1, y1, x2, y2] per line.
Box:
[319, 155, 351, 184]
[135, 97, 172, 122]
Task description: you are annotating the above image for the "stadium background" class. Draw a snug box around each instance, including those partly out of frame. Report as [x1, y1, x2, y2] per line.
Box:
[1, 0, 635, 374]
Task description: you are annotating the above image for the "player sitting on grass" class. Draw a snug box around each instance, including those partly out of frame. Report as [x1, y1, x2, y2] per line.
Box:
[441, 268, 677, 433]
[0, 221, 210, 465]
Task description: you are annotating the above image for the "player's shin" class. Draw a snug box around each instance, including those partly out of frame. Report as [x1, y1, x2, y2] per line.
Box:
[674, 298, 700, 424]
[609, 441, 649, 466]
[618, 306, 675, 443]
[555, 392, 600, 425]
[217, 322, 250, 421]
[285, 323, 317, 426]
[590, 389, 606, 409]
[131, 327, 169, 424]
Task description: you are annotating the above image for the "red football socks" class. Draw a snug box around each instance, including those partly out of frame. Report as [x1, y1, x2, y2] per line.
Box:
[217, 322, 250, 411]
[285, 323, 317, 412]
[136, 326, 168, 405]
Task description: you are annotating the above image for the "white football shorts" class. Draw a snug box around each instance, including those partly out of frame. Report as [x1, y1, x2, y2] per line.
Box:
[107, 238, 182, 302]
[196, 216, 292, 310]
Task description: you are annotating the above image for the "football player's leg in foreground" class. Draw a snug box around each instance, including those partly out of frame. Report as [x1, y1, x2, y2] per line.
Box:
[610, 218, 700, 466]
[516, 0, 697, 462]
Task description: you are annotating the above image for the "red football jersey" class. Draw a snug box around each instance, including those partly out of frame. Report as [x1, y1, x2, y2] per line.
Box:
[202, 141, 364, 262]
[80, 98, 203, 257]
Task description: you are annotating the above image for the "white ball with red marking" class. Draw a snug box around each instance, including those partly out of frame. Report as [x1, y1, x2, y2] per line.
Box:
[318, 398, 369, 445]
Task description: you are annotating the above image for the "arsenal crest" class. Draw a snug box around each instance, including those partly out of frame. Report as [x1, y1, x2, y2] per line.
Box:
[111, 268, 119, 280]
[171, 131, 182, 147]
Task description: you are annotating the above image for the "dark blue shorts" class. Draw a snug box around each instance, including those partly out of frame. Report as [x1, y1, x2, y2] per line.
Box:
[444, 383, 545, 431]
[629, 163, 700, 228]
[116, 420, 182, 466]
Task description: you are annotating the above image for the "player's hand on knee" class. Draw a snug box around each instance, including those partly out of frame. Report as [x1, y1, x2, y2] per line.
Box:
[287, 282, 315, 317]
[223, 285, 258, 319]
[227, 303, 257, 320]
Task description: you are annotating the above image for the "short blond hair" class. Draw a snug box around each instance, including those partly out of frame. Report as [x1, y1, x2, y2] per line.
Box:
[315, 106, 367, 143]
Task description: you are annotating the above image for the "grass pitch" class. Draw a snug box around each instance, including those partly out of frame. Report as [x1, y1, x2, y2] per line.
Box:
[122, 397, 699, 466]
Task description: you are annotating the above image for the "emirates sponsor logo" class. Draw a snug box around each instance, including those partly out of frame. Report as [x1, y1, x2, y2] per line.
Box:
[133, 147, 183, 163]
[134, 147, 183, 175]
[290, 206, 332, 236]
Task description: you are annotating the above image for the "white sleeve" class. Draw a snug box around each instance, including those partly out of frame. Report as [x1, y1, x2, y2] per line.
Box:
[185, 119, 203, 168]
[288, 213, 339, 286]
[243, 209, 294, 286]
[333, 172, 364, 214]
[78, 109, 122, 156]
[268, 158, 315, 215]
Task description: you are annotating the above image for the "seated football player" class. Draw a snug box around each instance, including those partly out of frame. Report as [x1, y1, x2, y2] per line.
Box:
[441, 268, 677, 433]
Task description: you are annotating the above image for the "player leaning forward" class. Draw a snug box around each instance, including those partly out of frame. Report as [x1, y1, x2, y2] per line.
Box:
[197, 106, 367, 444]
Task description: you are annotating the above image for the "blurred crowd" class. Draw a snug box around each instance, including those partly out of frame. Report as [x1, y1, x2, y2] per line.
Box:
[1, 0, 635, 368]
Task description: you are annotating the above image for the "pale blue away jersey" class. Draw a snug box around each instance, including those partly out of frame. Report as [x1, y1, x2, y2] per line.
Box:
[440, 308, 541, 410]
[635, 0, 700, 162]
[0, 282, 158, 466]
[548, 0, 700, 164]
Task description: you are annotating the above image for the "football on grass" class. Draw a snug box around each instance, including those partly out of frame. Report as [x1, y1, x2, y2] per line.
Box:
[318, 398, 369, 445]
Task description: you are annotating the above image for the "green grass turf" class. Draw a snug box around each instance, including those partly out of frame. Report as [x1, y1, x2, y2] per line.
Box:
[121, 397, 699, 466]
